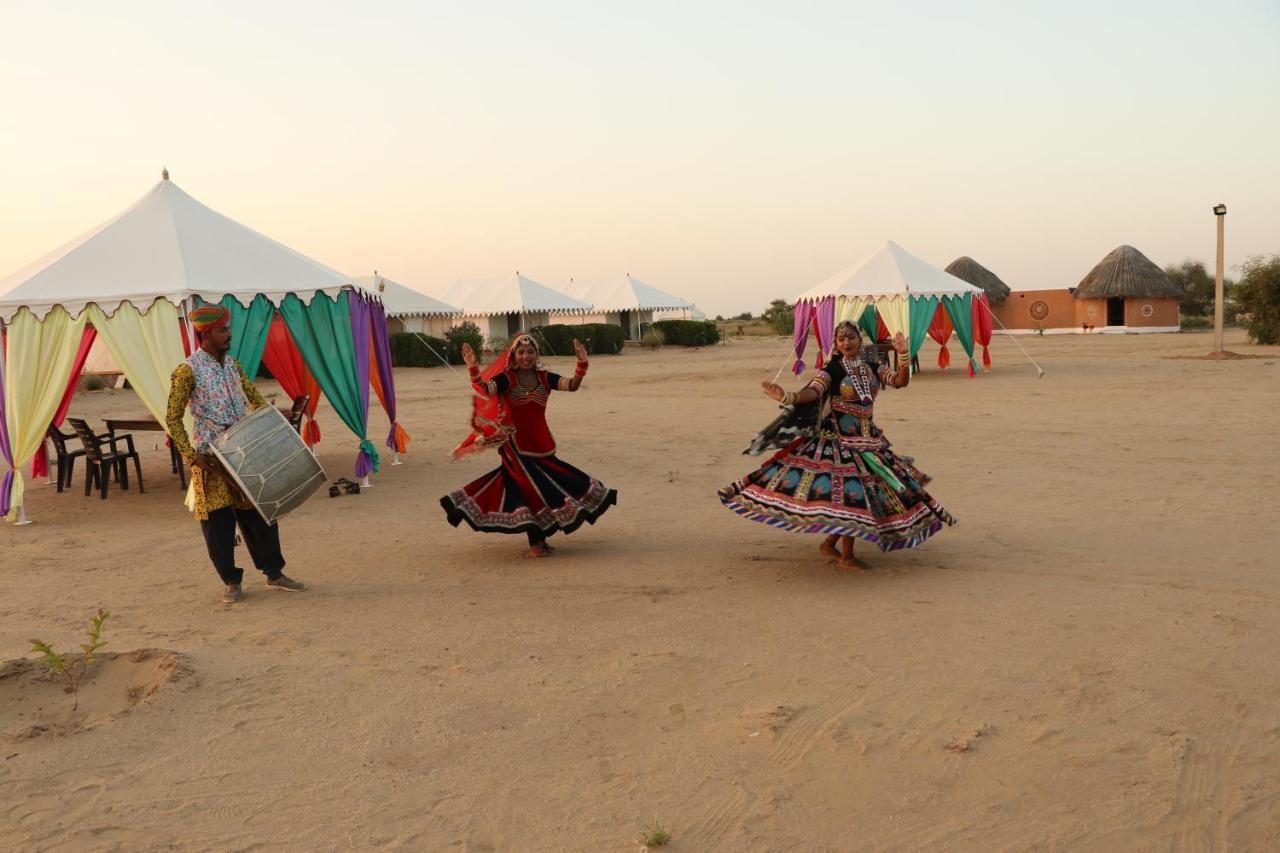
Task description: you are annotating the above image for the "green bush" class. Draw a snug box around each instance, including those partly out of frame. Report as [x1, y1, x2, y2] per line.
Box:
[652, 320, 721, 346]
[1180, 314, 1211, 330]
[389, 332, 453, 367]
[1234, 255, 1280, 345]
[445, 322, 484, 362]
[531, 323, 626, 355]
[641, 327, 664, 349]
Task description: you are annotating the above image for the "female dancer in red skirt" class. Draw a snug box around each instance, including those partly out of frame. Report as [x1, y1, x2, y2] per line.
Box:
[441, 334, 617, 557]
[719, 321, 955, 570]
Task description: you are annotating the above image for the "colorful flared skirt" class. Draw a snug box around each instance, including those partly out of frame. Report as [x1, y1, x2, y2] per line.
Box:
[441, 446, 617, 538]
[718, 432, 955, 552]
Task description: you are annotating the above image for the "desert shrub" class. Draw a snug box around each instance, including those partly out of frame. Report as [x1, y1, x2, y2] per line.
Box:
[652, 320, 721, 346]
[389, 333, 451, 367]
[1233, 254, 1280, 345]
[531, 324, 625, 355]
[641, 327, 665, 349]
[1180, 314, 1211, 330]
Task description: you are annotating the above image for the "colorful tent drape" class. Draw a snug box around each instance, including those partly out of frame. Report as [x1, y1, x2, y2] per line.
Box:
[812, 297, 835, 368]
[213, 294, 274, 380]
[973, 293, 993, 369]
[791, 301, 814, 375]
[928, 303, 955, 369]
[86, 301, 188, 430]
[347, 293, 378, 477]
[0, 336, 12, 518]
[261, 315, 322, 445]
[907, 296, 936, 359]
[368, 299, 409, 454]
[3, 307, 90, 520]
[31, 325, 96, 479]
[280, 291, 378, 476]
[942, 294, 978, 376]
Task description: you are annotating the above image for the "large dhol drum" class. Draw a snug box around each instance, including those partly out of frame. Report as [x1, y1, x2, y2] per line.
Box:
[209, 406, 326, 524]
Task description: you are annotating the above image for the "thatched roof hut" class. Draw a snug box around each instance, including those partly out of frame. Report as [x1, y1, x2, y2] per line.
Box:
[944, 256, 1012, 304]
[1074, 245, 1180, 299]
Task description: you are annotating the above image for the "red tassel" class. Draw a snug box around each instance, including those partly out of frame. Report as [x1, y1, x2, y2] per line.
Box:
[968, 359, 976, 377]
[303, 419, 321, 446]
[937, 344, 951, 370]
[982, 345, 991, 368]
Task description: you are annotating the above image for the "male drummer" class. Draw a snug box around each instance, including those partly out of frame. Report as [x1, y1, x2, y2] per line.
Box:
[166, 304, 305, 604]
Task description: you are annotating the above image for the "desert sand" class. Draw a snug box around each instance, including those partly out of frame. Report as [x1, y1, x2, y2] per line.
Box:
[2, 329, 1278, 851]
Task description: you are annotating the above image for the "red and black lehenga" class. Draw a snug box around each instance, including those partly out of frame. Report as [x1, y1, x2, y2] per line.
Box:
[719, 355, 955, 551]
[441, 368, 617, 541]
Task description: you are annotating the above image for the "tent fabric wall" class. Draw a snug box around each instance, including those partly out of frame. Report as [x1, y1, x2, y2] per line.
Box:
[261, 316, 322, 445]
[86, 301, 188, 430]
[215, 294, 274, 380]
[973, 294, 994, 368]
[31, 326, 97, 479]
[907, 296, 937, 359]
[928, 304, 955, 369]
[280, 291, 378, 477]
[942, 295, 978, 376]
[2, 307, 89, 520]
[368, 298, 409, 454]
[347, 293, 378, 478]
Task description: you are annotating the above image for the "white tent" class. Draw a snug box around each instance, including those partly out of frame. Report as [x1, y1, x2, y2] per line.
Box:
[354, 273, 460, 336]
[442, 273, 590, 342]
[0, 176, 351, 322]
[559, 274, 694, 338]
[795, 240, 982, 303]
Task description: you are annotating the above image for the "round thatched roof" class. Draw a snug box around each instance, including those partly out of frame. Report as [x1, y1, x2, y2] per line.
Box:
[1074, 245, 1180, 299]
[944, 256, 1012, 304]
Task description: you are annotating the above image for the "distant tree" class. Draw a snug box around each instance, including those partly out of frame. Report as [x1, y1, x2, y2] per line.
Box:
[734, 311, 754, 322]
[1165, 259, 1233, 316]
[1233, 254, 1280, 344]
[714, 314, 725, 322]
[761, 299, 794, 336]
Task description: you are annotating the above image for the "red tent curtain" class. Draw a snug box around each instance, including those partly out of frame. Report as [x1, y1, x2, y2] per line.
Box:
[261, 315, 323, 445]
[973, 294, 993, 368]
[32, 326, 98, 479]
[927, 302, 954, 370]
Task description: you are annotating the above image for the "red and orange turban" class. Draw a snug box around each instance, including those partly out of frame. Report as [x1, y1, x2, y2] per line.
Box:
[189, 304, 230, 331]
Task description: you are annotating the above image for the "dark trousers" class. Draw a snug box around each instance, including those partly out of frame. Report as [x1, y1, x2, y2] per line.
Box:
[200, 507, 285, 585]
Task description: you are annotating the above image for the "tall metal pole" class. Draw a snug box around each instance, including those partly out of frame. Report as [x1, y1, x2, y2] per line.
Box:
[1213, 204, 1227, 353]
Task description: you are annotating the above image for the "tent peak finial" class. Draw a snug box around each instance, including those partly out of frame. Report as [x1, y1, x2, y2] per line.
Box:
[162, 167, 169, 181]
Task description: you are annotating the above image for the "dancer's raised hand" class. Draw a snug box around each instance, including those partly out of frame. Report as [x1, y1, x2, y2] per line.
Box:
[892, 331, 909, 356]
[572, 339, 589, 362]
[461, 342, 478, 368]
[761, 381, 785, 401]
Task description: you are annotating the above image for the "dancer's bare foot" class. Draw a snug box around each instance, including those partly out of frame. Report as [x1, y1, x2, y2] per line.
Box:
[819, 536, 840, 561]
[526, 543, 552, 558]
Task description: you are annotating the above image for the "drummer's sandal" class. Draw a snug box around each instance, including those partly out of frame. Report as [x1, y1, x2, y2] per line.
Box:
[267, 575, 306, 592]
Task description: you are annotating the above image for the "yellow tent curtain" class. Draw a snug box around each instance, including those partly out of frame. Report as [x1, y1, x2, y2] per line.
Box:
[3, 307, 89, 521]
[834, 295, 908, 339]
[86, 300, 188, 431]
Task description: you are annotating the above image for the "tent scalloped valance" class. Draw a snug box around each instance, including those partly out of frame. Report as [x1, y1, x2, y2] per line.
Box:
[0, 287, 351, 325]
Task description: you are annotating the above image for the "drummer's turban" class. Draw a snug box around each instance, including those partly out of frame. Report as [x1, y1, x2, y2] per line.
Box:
[189, 304, 231, 332]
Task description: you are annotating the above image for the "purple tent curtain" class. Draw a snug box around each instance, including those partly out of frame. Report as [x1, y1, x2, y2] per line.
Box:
[792, 301, 814, 374]
[0, 341, 13, 518]
[368, 299, 406, 453]
[348, 293, 378, 478]
[814, 296, 835, 366]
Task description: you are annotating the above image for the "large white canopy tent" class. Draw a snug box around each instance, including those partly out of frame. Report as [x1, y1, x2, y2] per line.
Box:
[560, 274, 694, 338]
[791, 240, 990, 376]
[0, 174, 393, 524]
[442, 273, 591, 342]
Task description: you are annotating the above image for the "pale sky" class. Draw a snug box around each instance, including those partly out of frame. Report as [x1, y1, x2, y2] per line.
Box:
[2, 1, 1277, 317]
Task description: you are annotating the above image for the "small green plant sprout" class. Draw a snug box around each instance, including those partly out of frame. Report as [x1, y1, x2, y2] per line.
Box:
[29, 609, 110, 711]
[639, 820, 671, 848]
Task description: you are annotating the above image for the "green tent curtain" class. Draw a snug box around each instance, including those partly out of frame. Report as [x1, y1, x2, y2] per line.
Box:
[907, 296, 937, 359]
[214, 294, 274, 379]
[858, 304, 878, 340]
[941, 294, 977, 374]
[279, 291, 378, 474]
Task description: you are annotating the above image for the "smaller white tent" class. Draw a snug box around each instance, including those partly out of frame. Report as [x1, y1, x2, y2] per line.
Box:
[442, 273, 590, 342]
[796, 240, 981, 303]
[354, 273, 460, 336]
[558, 274, 694, 337]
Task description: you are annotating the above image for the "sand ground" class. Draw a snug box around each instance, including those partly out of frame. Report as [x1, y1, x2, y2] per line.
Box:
[2, 329, 1278, 852]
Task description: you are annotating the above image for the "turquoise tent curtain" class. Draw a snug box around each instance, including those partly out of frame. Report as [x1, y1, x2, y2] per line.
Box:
[907, 296, 937, 359]
[279, 291, 378, 474]
[215, 294, 274, 379]
[858, 304, 878, 340]
[941, 294, 977, 375]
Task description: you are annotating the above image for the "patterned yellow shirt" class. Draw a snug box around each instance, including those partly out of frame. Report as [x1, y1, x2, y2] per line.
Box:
[166, 359, 267, 521]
